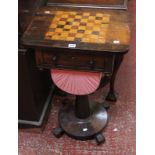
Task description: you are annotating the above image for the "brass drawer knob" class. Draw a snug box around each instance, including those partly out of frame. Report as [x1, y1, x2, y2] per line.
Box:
[52, 55, 57, 61]
[89, 60, 94, 66]
[71, 56, 75, 60]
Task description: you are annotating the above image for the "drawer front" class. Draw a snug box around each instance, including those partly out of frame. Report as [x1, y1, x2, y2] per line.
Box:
[35, 50, 114, 73]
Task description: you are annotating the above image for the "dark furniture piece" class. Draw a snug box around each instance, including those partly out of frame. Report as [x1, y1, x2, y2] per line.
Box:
[47, 0, 128, 9]
[18, 48, 54, 127]
[21, 1, 130, 144]
[18, 0, 46, 33]
[18, 0, 55, 127]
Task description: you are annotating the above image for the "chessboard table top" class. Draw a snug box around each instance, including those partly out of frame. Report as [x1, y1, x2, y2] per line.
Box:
[21, 7, 130, 53]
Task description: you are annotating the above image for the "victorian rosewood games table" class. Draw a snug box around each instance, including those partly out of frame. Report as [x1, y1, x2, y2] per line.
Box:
[21, 6, 130, 144]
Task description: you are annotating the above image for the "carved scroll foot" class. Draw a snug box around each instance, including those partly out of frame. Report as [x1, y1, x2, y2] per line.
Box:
[106, 91, 117, 102]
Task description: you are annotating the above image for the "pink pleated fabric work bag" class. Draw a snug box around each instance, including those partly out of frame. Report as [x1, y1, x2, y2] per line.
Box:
[51, 69, 102, 95]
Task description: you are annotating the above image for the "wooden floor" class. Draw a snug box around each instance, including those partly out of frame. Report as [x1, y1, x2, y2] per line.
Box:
[18, 0, 136, 154]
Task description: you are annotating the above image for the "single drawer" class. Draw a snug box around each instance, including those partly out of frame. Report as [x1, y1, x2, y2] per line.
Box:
[35, 50, 114, 73]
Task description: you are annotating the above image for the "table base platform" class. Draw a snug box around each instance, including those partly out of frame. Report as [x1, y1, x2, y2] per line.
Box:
[53, 101, 108, 145]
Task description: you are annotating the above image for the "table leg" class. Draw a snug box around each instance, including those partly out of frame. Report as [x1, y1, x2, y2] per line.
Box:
[106, 55, 124, 102]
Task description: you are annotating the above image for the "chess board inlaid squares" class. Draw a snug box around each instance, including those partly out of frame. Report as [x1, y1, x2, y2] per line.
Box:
[45, 11, 111, 44]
